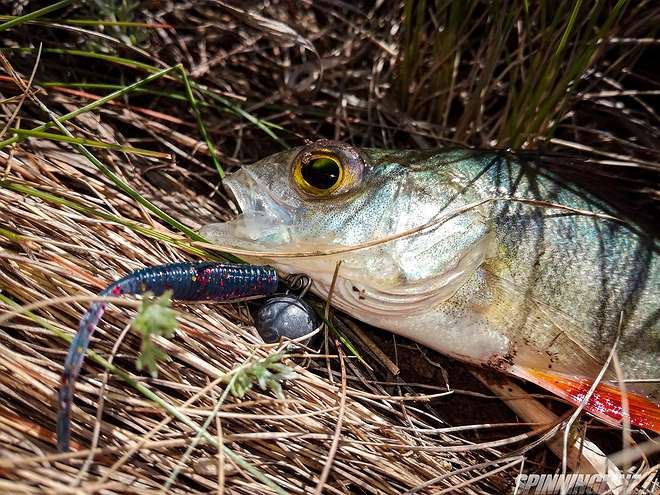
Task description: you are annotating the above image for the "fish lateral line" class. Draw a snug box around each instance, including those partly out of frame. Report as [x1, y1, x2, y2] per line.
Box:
[57, 261, 278, 452]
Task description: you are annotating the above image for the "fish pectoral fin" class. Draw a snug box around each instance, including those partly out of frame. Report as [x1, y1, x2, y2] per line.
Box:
[511, 366, 660, 433]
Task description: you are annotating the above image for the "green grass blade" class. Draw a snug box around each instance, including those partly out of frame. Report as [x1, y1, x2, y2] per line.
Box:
[0, 0, 73, 32]
[554, 0, 583, 59]
[23, 87, 208, 244]
[9, 128, 170, 158]
[321, 315, 367, 366]
[13, 47, 160, 71]
[178, 67, 224, 177]
[0, 65, 179, 150]
[0, 180, 243, 263]
[202, 88, 288, 148]
[0, 225, 25, 242]
[0, 16, 168, 29]
[1, 47, 285, 147]
[0, 58, 245, 261]
[37, 81, 187, 98]
[0, 61, 223, 176]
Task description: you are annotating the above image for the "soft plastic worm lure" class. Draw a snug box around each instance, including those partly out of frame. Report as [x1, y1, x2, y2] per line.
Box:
[57, 261, 278, 452]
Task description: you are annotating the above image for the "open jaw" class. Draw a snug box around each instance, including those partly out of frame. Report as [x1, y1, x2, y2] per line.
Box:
[200, 169, 299, 253]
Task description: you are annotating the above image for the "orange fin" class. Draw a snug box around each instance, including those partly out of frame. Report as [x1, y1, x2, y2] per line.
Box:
[512, 367, 660, 433]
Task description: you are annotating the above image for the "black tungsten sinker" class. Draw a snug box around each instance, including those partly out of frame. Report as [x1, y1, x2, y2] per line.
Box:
[255, 295, 320, 345]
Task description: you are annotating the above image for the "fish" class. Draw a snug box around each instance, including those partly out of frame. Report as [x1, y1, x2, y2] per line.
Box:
[200, 139, 660, 431]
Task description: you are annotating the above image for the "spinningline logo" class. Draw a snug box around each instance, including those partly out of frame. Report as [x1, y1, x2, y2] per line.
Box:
[513, 473, 657, 494]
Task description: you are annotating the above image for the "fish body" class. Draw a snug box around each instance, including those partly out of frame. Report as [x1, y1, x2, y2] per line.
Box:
[201, 141, 660, 430]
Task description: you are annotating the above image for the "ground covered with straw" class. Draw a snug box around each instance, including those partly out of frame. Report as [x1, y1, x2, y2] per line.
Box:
[0, 1, 659, 493]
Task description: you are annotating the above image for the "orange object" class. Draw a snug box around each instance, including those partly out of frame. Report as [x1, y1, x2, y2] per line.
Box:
[517, 367, 660, 432]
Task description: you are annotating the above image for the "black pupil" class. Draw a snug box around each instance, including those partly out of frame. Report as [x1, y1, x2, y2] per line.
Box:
[301, 157, 340, 190]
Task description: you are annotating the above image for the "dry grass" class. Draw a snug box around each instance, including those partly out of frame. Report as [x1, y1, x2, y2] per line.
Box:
[0, 144, 520, 493]
[0, 1, 658, 493]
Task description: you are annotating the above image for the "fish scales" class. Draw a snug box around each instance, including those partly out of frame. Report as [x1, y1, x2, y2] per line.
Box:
[202, 140, 660, 430]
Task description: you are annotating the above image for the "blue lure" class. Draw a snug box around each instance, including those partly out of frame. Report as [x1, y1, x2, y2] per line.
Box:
[57, 261, 278, 452]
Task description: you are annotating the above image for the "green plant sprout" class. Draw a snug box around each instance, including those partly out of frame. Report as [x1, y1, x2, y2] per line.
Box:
[132, 291, 177, 378]
[229, 353, 297, 400]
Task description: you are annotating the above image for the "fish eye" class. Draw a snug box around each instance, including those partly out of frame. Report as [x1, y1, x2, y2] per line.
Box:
[292, 140, 365, 197]
[301, 155, 342, 191]
[294, 153, 344, 195]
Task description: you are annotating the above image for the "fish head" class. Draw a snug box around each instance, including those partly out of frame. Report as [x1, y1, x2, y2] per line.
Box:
[201, 140, 496, 322]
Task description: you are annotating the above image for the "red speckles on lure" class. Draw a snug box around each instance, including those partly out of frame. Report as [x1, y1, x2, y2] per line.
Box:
[57, 262, 278, 452]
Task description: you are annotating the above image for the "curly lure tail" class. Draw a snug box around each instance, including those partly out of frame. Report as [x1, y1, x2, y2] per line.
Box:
[57, 262, 278, 452]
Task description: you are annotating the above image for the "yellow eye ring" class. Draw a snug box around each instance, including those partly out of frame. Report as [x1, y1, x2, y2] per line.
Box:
[293, 153, 344, 196]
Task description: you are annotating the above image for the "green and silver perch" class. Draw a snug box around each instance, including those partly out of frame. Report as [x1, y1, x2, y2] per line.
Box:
[202, 140, 660, 432]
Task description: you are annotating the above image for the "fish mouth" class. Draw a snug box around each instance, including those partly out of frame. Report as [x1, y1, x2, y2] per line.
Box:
[223, 168, 294, 224]
[200, 169, 299, 252]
